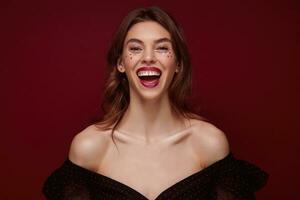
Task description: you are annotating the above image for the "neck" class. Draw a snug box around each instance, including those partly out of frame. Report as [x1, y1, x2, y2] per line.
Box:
[116, 93, 187, 143]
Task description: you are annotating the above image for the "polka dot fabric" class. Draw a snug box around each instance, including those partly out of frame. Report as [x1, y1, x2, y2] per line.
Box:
[42, 152, 268, 200]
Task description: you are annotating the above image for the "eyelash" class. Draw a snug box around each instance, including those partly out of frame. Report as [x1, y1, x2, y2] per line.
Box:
[129, 46, 141, 51]
[157, 46, 169, 51]
[129, 46, 169, 52]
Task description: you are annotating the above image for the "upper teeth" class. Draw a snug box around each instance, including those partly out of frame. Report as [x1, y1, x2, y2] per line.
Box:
[137, 71, 161, 77]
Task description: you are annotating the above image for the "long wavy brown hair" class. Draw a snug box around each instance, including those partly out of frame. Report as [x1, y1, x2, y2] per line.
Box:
[94, 6, 205, 146]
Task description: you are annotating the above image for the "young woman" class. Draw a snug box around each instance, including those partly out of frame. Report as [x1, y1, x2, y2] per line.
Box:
[43, 7, 268, 200]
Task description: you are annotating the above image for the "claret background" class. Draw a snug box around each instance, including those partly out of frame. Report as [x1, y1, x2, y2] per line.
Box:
[1, 0, 299, 199]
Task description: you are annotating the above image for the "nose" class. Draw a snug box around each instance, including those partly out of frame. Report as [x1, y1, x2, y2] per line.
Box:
[141, 47, 156, 65]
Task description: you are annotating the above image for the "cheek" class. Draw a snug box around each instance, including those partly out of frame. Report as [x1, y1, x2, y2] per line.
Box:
[124, 53, 140, 66]
[166, 51, 173, 59]
[157, 51, 176, 66]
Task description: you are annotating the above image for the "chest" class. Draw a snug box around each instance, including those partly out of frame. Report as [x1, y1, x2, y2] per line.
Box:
[98, 138, 204, 199]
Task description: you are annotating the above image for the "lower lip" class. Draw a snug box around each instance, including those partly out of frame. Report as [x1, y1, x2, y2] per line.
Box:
[140, 78, 160, 88]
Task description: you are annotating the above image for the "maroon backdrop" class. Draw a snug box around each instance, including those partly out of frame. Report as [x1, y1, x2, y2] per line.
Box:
[1, 0, 299, 199]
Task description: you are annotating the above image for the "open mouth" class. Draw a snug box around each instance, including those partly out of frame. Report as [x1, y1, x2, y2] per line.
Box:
[136, 67, 161, 88]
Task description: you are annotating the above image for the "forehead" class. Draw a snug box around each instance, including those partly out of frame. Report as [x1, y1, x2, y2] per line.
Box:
[125, 21, 171, 43]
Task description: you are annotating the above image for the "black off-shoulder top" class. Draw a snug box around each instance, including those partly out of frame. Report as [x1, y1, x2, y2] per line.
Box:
[42, 152, 269, 200]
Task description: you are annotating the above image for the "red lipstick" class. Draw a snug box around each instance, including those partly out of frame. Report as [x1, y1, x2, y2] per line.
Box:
[136, 66, 162, 73]
[136, 66, 161, 88]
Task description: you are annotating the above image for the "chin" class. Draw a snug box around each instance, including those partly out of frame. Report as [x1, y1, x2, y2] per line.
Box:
[131, 87, 167, 102]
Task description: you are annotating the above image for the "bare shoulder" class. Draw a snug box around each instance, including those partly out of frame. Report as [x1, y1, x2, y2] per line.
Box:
[68, 124, 111, 170]
[188, 119, 230, 165]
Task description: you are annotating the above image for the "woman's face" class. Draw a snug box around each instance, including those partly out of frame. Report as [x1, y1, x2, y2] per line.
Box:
[118, 21, 178, 100]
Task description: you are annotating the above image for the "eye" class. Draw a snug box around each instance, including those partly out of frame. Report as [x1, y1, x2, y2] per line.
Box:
[156, 46, 169, 52]
[129, 46, 142, 53]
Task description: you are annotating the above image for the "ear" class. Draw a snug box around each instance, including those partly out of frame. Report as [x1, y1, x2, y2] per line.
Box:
[117, 58, 125, 73]
[175, 61, 182, 73]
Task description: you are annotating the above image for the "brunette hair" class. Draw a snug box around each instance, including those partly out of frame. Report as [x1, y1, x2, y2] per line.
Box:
[94, 6, 204, 146]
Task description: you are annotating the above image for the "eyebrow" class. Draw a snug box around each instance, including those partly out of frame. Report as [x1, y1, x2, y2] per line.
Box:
[125, 37, 172, 45]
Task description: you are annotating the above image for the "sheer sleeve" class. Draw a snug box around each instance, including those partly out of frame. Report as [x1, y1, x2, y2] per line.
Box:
[42, 159, 91, 200]
[215, 157, 269, 200]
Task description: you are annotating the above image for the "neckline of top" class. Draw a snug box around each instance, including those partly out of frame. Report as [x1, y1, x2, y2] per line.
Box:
[64, 152, 233, 200]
